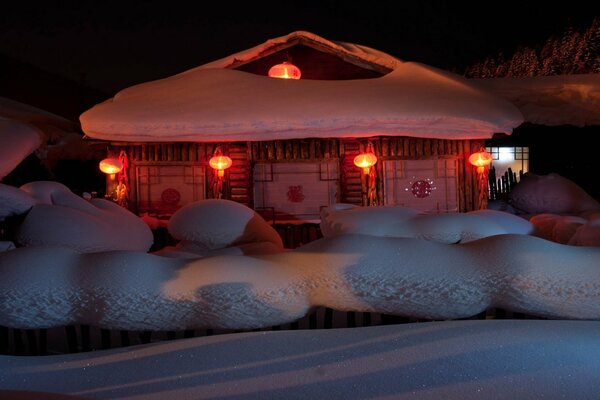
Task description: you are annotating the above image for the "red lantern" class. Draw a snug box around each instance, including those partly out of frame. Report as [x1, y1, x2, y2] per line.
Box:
[268, 62, 301, 80]
[99, 158, 123, 175]
[209, 147, 232, 178]
[354, 143, 378, 175]
[468, 149, 493, 174]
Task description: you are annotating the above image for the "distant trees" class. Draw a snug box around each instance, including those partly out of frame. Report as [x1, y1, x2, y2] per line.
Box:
[465, 17, 600, 77]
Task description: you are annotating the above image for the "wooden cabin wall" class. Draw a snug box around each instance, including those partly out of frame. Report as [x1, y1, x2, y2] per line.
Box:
[345, 137, 486, 212]
[109, 137, 485, 220]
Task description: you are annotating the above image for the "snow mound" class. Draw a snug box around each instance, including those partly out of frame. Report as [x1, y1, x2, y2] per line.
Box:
[168, 199, 283, 250]
[569, 219, 600, 247]
[0, 242, 15, 252]
[320, 204, 420, 237]
[510, 173, 600, 215]
[530, 214, 587, 244]
[391, 213, 507, 243]
[0, 183, 36, 221]
[15, 182, 153, 253]
[321, 205, 525, 243]
[1, 234, 599, 330]
[467, 209, 534, 235]
[0, 118, 43, 178]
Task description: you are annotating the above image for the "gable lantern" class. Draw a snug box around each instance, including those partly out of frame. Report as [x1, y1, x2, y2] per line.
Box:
[268, 62, 301, 80]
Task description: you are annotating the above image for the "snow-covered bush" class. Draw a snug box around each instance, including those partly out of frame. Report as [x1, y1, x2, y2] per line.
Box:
[168, 199, 283, 251]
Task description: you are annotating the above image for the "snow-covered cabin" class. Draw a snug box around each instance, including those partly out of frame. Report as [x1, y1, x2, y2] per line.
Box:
[81, 31, 523, 225]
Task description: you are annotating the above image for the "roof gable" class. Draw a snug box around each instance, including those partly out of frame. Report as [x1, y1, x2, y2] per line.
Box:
[200, 31, 399, 76]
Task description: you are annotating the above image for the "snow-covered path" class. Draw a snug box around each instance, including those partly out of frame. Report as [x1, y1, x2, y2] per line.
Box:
[1, 320, 599, 399]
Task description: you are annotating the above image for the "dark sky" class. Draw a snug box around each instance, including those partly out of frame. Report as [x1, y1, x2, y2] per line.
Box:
[1, 1, 598, 94]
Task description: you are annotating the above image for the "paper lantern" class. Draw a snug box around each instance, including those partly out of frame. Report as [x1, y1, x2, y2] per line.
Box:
[209, 155, 233, 177]
[354, 150, 378, 175]
[99, 158, 123, 175]
[268, 62, 301, 79]
[468, 150, 493, 174]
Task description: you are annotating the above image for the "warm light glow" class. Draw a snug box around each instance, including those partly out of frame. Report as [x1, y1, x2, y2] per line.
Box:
[469, 150, 493, 174]
[498, 147, 514, 162]
[354, 152, 378, 175]
[99, 158, 123, 175]
[209, 155, 233, 177]
[268, 62, 301, 79]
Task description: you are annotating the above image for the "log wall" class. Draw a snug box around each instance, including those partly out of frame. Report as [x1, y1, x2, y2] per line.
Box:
[108, 136, 485, 229]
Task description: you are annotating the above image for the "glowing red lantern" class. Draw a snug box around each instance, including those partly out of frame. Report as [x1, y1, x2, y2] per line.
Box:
[468, 149, 493, 174]
[209, 154, 232, 177]
[99, 158, 123, 175]
[268, 62, 301, 80]
[354, 144, 378, 175]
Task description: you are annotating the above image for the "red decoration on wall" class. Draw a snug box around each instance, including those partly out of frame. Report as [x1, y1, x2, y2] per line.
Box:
[287, 185, 305, 203]
[161, 188, 181, 205]
[406, 177, 436, 198]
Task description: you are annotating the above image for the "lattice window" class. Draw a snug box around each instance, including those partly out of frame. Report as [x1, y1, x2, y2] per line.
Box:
[486, 146, 529, 178]
[253, 161, 339, 223]
[136, 163, 205, 217]
[383, 159, 459, 213]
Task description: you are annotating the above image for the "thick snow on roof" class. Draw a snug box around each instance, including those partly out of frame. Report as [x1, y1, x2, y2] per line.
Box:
[473, 73, 600, 127]
[2, 320, 600, 400]
[81, 32, 523, 142]
[200, 30, 401, 71]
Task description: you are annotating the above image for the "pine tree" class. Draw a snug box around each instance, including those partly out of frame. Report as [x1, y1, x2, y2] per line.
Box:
[465, 18, 600, 77]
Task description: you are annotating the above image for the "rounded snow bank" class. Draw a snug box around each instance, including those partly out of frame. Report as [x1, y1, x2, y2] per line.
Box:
[168, 199, 283, 251]
[2, 234, 600, 331]
[320, 204, 420, 237]
[510, 173, 600, 216]
[0, 117, 43, 179]
[15, 181, 153, 253]
[320, 204, 532, 243]
[0, 183, 36, 221]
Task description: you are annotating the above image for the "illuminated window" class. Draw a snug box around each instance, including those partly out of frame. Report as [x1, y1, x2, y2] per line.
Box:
[485, 147, 529, 178]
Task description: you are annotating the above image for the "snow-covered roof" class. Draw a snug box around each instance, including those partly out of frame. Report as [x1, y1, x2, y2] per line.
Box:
[80, 31, 523, 142]
[473, 74, 600, 127]
[200, 30, 400, 72]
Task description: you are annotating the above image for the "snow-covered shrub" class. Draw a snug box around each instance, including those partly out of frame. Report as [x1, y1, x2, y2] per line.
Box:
[168, 199, 283, 250]
[15, 181, 153, 252]
[510, 173, 600, 215]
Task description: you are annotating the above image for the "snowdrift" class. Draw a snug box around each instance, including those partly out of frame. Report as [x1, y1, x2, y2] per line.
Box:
[1, 234, 599, 331]
[13, 181, 153, 253]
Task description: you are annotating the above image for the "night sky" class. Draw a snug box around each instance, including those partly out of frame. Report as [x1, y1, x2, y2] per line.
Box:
[2, 1, 598, 95]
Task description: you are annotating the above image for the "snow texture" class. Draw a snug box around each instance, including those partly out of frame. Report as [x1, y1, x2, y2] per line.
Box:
[510, 173, 600, 216]
[2, 320, 600, 400]
[15, 181, 153, 253]
[0, 241, 15, 252]
[474, 73, 600, 126]
[1, 234, 599, 331]
[0, 183, 36, 221]
[168, 199, 283, 250]
[0, 117, 43, 178]
[80, 32, 523, 142]
[320, 204, 533, 243]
